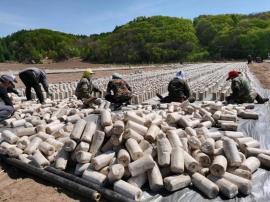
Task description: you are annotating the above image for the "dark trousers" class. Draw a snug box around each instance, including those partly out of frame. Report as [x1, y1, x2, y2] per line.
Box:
[19, 71, 44, 103]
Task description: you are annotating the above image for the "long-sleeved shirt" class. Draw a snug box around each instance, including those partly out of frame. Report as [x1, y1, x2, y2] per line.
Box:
[231, 77, 253, 103]
[75, 78, 100, 99]
[106, 79, 132, 97]
[168, 78, 191, 98]
[0, 84, 13, 106]
[20, 67, 49, 92]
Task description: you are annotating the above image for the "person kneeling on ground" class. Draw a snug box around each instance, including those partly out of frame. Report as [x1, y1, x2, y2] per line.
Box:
[105, 73, 132, 109]
[156, 71, 195, 103]
[225, 70, 269, 104]
[1, 74, 20, 96]
[75, 68, 101, 108]
[0, 75, 17, 122]
[19, 67, 52, 104]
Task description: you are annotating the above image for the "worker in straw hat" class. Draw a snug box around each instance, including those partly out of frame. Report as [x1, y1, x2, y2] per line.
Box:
[225, 70, 268, 104]
[0, 74, 17, 122]
[105, 72, 132, 110]
[75, 68, 101, 107]
[156, 70, 195, 103]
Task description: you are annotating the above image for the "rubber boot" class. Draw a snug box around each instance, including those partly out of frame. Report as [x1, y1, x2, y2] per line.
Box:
[255, 94, 269, 104]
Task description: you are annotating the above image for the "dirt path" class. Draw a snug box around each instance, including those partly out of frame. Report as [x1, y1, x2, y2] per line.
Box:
[0, 161, 86, 202]
[249, 62, 270, 89]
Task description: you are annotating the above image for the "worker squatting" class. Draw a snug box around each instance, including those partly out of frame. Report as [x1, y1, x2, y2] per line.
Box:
[0, 68, 268, 123]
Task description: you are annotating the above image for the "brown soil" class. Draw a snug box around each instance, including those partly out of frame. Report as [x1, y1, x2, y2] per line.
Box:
[249, 62, 270, 89]
[0, 161, 86, 202]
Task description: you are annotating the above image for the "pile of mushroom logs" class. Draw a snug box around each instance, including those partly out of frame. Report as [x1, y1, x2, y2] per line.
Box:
[1, 96, 270, 201]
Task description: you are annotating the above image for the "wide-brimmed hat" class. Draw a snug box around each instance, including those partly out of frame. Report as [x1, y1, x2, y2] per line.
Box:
[82, 68, 94, 78]
[0, 74, 17, 87]
[112, 73, 122, 79]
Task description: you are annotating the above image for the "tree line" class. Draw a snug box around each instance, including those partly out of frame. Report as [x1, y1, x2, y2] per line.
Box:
[0, 12, 270, 64]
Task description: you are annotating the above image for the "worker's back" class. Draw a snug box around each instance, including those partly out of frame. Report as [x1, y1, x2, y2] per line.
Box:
[231, 77, 253, 103]
[107, 79, 131, 98]
[168, 78, 190, 98]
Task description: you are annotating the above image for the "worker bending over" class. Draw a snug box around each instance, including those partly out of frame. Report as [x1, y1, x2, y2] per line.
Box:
[157, 71, 195, 103]
[105, 73, 132, 109]
[19, 67, 51, 104]
[225, 70, 269, 104]
[0, 75, 17, 122]
[75, 69, 101, 107]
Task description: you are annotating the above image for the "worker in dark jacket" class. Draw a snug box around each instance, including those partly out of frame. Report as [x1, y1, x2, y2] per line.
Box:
[0, 75, 17, 122]
[105, 73, 132, 109]
[75, 69, 101, 107]
[225, 70, 269, 104]
[157, 71, 195, 103]
[0, 74, 20, 96]
[19, 67, 51, 104]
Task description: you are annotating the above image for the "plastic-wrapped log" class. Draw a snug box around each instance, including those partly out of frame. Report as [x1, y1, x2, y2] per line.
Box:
[117, 149, 131, 167]
[89, 130, 105, 156]
[126, 121, 147, 136]
[166, 130, 183, 148]
[221, 122, 238, 131]
[191, 172, 219, 199]
[164, 175, 191, 192]
[145, 124, 160, 142]
[210, 155, 227, 176]
[39, 142, 55, 156]
[212, 111, 222, 121]
[201, 138, 215, 155]
[31, 150, 50, 168]
[55, 148, 69, 170]
[70, 119, 87, 141]
[76, 151, 92, 163]
[203, 114, 215, 124]
[46, 123, 65, 134]
[208, 132, 222, 140]
[220, 114, 237, 122]
[104, 125, 113, 137]
[245, 147, 270, 156]
[196, 127, 209, 137]
[170, 147, 184, 173]
[46, 138, 64, 151]
[17, 136, 30, 150]
[240, 157, 260, 173]
[192, 150, 211, 167]
[18, 154, 31, 164]
[36, 132, 54, 141]
[0, 142, 14, 155]
[188, 136, 201, 150]
[11, 119, 26, 128]
[36, 124, 46, 133]
[81, 121, 96, 143]
[242, 140, 260, 149]
[125, 111, 145, 125]
[3, 118, 16, 127]
[238, 110, 258, 120]
[66, 114, 81, 123]
[223, 172, 251, 195]
[227, 168, 251, 180]
[101, 110, 112, 127]
[178, 117, 191, 128]
[100, 139, 113, 153]
[63, 139, 77, 152]
[75, 163, 90, 176]
[82, 169, 107, 186]
[185, 127, 197, 136]
[199, 168, 210, 176]
[223, 137, 241, 167]
[258, 153, 270, 168]
[24, 137, 42, 154]
[2, 130, 19, 144]
[147, 162, 163, 191]
[184, 151, 199, 172]
[236, 137, 255, 145]
[63, 123, 74, 133]
[108, 164, 125, 183]
[114, 180, 142, 202]
[110, 134, 123, 146]
[16, 127, 36, 137]
[91, 151, 115, 170]
[128, 155, 155, 177]
[208, 174, 238, 199]
[157, 133, 172, 167]
[125, 138, 143, 161]
[75, 141, 90, 152]
[128, 173, 147, 188]
[198, 121, 212, 129]
[166, 113, 182, 124]
[180, 138, 189, 152]
[224, 131, 244, 139]
[7, 146, 23, 158]
[112, 120, 125, 136]
[123, 129, 143, 142]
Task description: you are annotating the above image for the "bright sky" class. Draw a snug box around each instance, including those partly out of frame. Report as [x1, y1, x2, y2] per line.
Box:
[0, 0, 270, 37]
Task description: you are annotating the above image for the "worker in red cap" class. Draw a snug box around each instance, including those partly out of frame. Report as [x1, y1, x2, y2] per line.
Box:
[225, 70, 268, 104]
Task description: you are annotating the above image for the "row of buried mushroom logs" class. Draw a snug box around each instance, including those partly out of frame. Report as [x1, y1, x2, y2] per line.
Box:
[1, 98, 270, 201]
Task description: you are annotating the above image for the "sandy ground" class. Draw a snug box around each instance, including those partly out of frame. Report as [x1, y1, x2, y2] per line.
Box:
[249, 62, 270, 89]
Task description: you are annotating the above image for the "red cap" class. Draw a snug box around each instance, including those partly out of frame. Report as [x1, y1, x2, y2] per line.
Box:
[226, 70, 240, 81]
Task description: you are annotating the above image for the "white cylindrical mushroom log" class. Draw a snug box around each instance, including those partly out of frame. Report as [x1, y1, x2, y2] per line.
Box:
[55, 148, 69, 170]
[101, 110, 112, 127]
[147, 162, 163, 191]
[170, 147, 184, 174]
[76, 151, 92, 163]
[223, 172, 251, 195]
[91, 151, 115, 170]
[11, 119, 26, 128]
[70, 119, 87, 140]
[240, 157, 260, 173]
[39, 141, 55, 156]
[184, 151, 199, 172]
[223, 137, 241, 167]
[113, 180, 142, 202]
[2, 130, 19, 144]
[82, 169, 107, 186]
[74, 163, 90, 176]
[108, 164, 125, 182]
[201, 138, 215, 155]
[166, 130, 183, 148]
[210, 155, 227, 176]
[81, 121, 96, 143]
[258, 153, 270, 168]
[125, 138, 143, 161]
[89, 130, 105, 155]
[24, 137, 42, 154]
[128, 155, 155, 177]
[31, 150, 50, 168]
[63, 139, 77, 152]
[191, 172, 219, 199]
[112, 120, 125, 136]
[157, 133, 172, 167]
[126, 121, 147, 136]
[17, 136, 30, 150]
[145, 124, 160, 142]
[117, 149, 131, 167]
[16, 127, 36, 137]
[164, 175, 191, 192]
[123, 128, 143, 142]
[127, 173, 147, 188]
